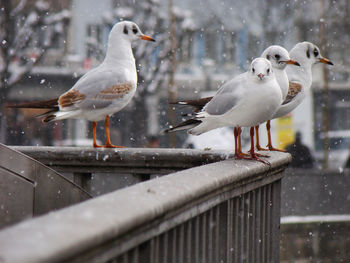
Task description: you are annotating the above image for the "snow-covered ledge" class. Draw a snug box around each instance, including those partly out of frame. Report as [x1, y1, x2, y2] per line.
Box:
[0, 150, 291, 263]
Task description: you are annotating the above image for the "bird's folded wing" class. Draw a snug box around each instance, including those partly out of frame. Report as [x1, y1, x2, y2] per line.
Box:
[80, 82, 133, 110]
[59, 69, 133, 110]
[203, 75, 244, 115]
[282, 82, 302, 105]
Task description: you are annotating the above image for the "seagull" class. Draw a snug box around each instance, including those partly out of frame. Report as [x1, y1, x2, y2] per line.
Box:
[253, 45, 300, 152]
[7, 21, 155, 148]
[164, 58, 283, 164]
[172, 45, 300, 155]
[263, 42, 333, 150]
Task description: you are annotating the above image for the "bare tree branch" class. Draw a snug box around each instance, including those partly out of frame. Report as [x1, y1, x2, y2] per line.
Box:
[0, 1, 71, 95]
[10, 0, 27, 17]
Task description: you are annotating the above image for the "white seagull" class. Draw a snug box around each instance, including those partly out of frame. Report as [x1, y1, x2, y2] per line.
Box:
[171, 45, 299, 156]
[253, 45, 300, 151]
[8, 21, 155, 148]
[263, 42, 333, 150]
[165, 58, 283, 164]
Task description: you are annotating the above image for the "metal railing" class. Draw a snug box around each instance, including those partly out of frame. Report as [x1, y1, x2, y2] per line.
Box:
[0, 148, 291, 263]
[0, 144, 90, 228]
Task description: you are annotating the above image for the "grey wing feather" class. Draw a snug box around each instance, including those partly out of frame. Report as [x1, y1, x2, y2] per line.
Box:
[72, 67, 130, 110]
[204, 74, 245, 115]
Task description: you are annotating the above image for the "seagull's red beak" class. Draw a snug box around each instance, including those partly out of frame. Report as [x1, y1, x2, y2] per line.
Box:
[140, 35, 156, 42]
[319, 57, 334, 65]
[258, 73, 264, 80]
[285, 59, 300, 66]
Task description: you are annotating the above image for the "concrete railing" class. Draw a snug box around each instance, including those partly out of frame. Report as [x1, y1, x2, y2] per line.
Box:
[0, 148, 291, 263]
[10, 146, 234, 195]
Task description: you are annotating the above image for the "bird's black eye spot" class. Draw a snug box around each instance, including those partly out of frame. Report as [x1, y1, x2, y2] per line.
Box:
[132, 25, 138, 34]
[275, 54, 280, 60]
[123, 26, 128, 34]
[267, 68, 270, 74]
[306, 49, 310, 58]
[252, 68, 255, 73]
[314, 48, 319, 57]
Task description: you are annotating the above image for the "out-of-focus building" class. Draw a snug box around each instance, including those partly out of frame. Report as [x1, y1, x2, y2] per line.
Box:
[7, 0, 350, 168]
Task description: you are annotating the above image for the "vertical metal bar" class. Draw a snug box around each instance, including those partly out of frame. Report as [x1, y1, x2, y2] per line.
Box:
[163, 232, 168, 263]
[194, 216, 200, 263]
[138, 241, 151, 263]
[158, 234, 164, 263]
[234, 197, 240, 263]
[246, 192, 251, 263]
[271, 180, 281, 263]
[149, 238, 154, 263]
[266, 184, 272, 263]
[132, 246, 139, 263]
[166, 229, 173, 263]
[227, 199, 233, 262]
[122, 253, 128, 263]
[241, 194, 246, 263]
[153, 236, 160, 263]
[261, 185, 266, 263]
[185, 221, 192, 263]
[250, 190, 256, 263]
[215, 206, 220, 263]
[178, 224, 184, 263]
[208, 209, 213, 263]
[256, 187, 262, 263]
[201, 213, 207, 263]
[172, 228, 177, 263]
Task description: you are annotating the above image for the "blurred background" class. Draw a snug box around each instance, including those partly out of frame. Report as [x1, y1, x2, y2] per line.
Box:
[1, 1, 350, 261]
[2, 0, 350, 169]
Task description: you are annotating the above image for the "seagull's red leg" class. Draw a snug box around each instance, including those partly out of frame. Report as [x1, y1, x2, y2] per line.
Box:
[266, 120, 286, 152]
[234, 127, 239, 156]
[234, 127, 250, 160]
[103, 115, 126, 148]
[248, 126, 269, 157]
[249, 127, 270, 165]
[237, 127, 249, 156]
[255, 125, 269, 151]
[92, 121, 103, 148]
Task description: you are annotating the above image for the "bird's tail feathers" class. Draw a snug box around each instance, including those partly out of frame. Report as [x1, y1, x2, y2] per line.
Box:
[161, 119, 202, 134]
[6, 98, 59, 109]
[195, 111, 209, 119]
[170, 96, 213, 110]
[7, 98, 61, 123]
[181, 112, 195, 117]
[42, 111, 79, 123]
[33, 109, 57, 122]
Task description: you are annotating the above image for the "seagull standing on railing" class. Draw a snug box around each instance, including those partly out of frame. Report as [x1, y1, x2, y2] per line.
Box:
[277, 42, 333, 118]
[164, 58, 283, 164]
[261, 42, 333, 151]
[8, 21, 155, 148]
[170, 45, 299, 156]
[253, 45, 300, 152]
